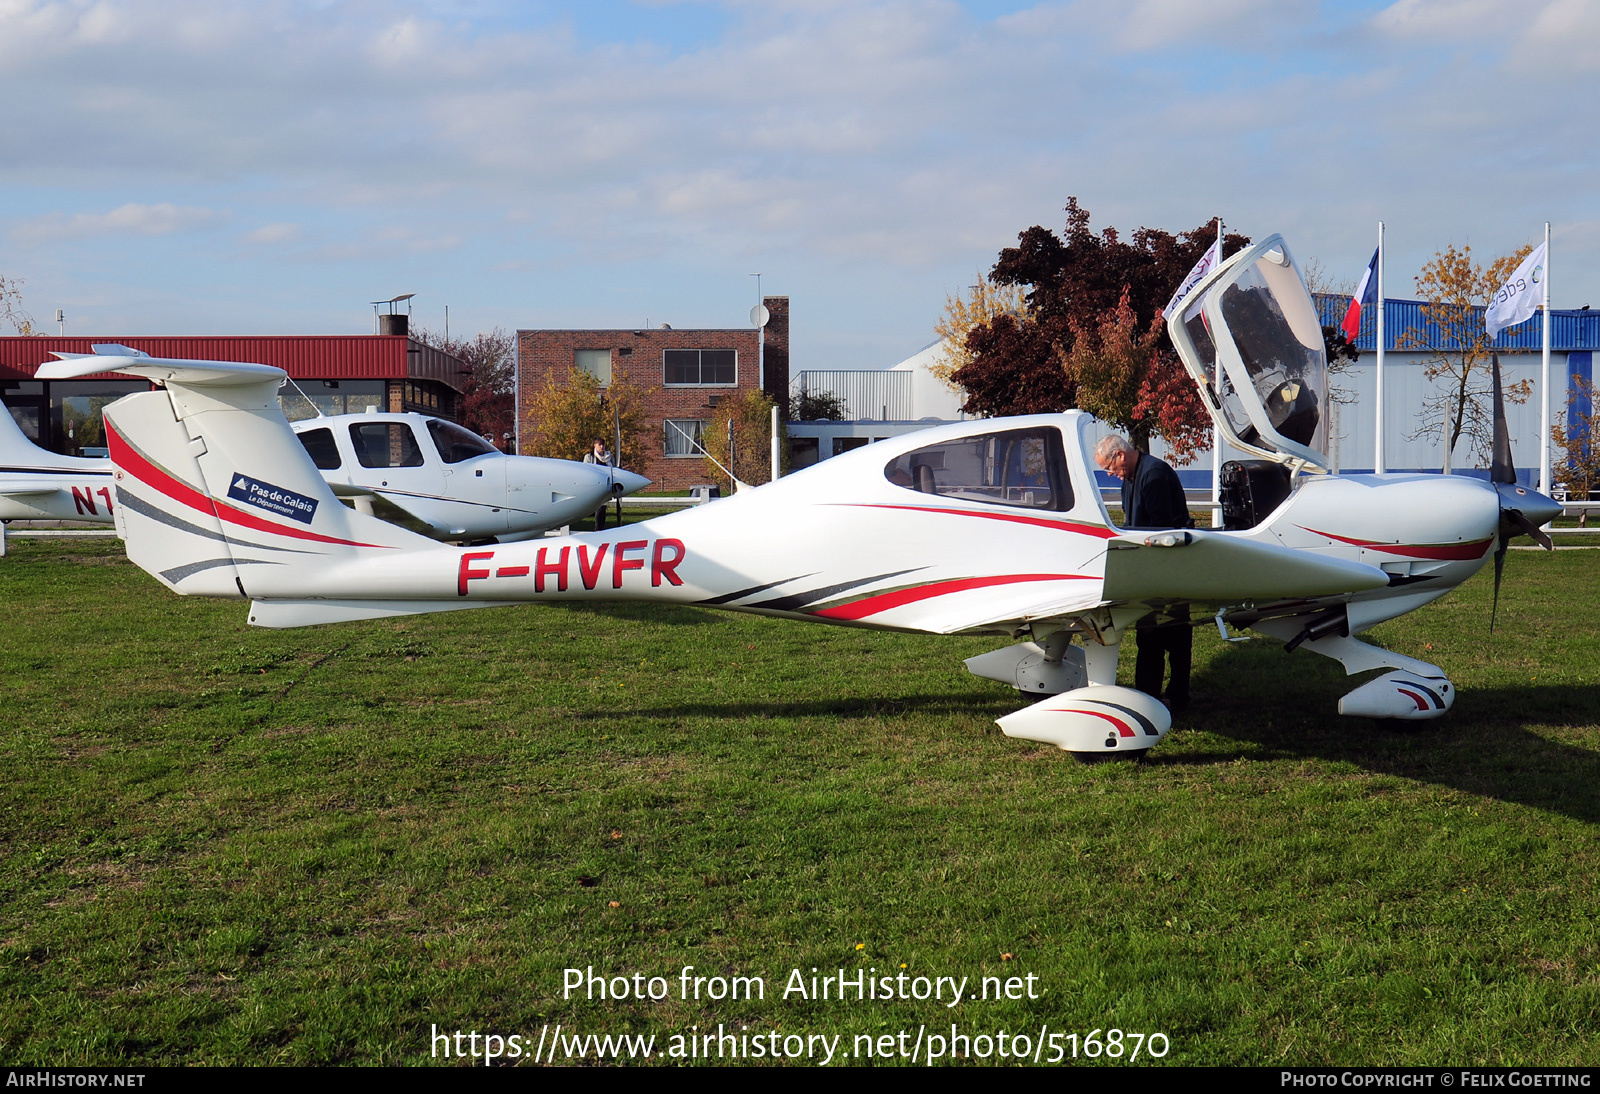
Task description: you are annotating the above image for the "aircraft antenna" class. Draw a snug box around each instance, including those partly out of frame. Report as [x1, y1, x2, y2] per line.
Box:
[282, 376, 328, 419]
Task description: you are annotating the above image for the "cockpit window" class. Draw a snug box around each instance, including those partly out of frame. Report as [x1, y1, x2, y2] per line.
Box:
[296, 427, 342, 470]
[349, 421, 425, 468]
[427, 419, 499, 464]
[884, 427, 1071, 511]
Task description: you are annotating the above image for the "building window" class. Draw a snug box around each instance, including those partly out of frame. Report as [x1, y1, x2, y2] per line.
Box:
[664, 419, 706, 457]
[664, 348, 736, 386]
[575, 349, 612, 385]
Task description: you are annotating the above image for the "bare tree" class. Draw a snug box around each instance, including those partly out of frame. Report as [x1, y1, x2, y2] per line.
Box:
[1, 275, 36, 335]
[1402, 244, 1533, 473]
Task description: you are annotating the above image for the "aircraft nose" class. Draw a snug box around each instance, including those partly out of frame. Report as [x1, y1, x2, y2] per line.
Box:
[609, 468, 651, 497]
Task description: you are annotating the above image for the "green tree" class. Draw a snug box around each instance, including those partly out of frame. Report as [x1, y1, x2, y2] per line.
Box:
[792, 388, 845, 421]
[1402, 244, 1533, 473]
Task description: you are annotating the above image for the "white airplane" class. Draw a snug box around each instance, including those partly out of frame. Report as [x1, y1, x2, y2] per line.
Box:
[6, 344, 649, 550]
[41, 236, 1560, 760]
[0, 399, 115, 555]
[287, 409, 650, 542]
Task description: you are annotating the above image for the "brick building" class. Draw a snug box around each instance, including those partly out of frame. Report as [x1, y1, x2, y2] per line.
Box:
[516, 296, 789, 491]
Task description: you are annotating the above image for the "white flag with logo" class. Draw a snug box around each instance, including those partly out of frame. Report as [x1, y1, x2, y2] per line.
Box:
[1163, 236, 1222, 319]
[1485, 241, 1546, 339]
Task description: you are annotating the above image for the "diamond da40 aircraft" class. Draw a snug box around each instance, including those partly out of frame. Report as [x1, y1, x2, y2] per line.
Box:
[42, 236, 1560, 760]
[2, 360, 648, 552]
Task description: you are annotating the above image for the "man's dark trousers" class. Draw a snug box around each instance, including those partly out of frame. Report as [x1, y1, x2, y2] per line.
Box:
[1120, 449, 1193, 712]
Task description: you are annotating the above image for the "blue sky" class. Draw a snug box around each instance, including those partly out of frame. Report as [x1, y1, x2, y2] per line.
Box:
[2, 0, 1597, 370]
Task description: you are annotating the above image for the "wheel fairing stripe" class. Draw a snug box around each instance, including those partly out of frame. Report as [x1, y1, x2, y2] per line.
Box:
[1396, 688, 1431, 711]
[1057, 709, 1137, 738]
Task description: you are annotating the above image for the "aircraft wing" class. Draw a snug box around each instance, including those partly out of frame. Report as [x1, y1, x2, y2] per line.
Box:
[1101, 529, 1387, 601]
[936, 529, 1387, 635]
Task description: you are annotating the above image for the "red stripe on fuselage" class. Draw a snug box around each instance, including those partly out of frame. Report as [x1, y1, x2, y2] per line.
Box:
[106, 420, 393, 549]
[812, 572, 1093, 621]
[840, 503, 1117, 539]
[1299, 526, 1492, 561]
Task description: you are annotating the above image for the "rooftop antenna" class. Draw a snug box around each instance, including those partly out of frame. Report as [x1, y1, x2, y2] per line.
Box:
[55, 308, 64, 336]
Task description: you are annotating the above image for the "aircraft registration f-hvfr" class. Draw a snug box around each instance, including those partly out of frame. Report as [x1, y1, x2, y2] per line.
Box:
[45, 235, 1561, 760]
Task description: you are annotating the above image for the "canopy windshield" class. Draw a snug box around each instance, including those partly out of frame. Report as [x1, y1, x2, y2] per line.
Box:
[1217, 249, 1328, 457]
[1168, 235, 1330, 470]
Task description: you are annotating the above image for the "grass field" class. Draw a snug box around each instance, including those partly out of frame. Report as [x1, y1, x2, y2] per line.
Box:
[1, 534, 1597, 1066]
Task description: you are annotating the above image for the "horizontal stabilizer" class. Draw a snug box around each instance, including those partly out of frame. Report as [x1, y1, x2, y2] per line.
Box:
[248, 599, 520, 629]
[0, 482, 66, 497]
[1103, 529, 1387, 602]
[40, 353, 285, 386]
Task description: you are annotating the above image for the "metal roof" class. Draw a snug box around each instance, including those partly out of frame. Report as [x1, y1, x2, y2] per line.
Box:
[1313, 293, 1600, 354]
[0, 335, 467, 390]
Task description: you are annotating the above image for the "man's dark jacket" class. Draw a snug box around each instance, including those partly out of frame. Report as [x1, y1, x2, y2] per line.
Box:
[1120, 451, 1192, 531]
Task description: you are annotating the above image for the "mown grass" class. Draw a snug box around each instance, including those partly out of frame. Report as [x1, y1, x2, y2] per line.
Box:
[0, 536, 1596, 1066]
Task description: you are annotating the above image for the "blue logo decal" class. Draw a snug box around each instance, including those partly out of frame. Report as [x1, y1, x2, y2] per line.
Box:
[227, 473, 319, 524]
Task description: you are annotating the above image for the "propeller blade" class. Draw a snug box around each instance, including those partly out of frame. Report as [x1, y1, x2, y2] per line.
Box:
[1506, 507, 1555, 551]
[1490, 353, 1517, 485]
[1490, 543, 1506, 634]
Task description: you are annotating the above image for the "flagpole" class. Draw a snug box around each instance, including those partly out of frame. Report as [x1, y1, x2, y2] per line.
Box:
[1212, 216, 1223, 525]
[1374, 221, 1386, 475]
[1540, 221, 1552, 497]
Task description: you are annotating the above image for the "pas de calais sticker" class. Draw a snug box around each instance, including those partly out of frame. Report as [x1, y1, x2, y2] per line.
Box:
[227, 473, 320, 524]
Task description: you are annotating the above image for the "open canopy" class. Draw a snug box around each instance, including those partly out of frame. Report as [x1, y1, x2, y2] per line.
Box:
[1170, 235, 1330, 472]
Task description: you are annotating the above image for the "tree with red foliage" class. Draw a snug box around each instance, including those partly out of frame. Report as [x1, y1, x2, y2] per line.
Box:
[416, 327, 515, 449]
[952, 198, 1247, 460]
[956, 313, 1075, 417]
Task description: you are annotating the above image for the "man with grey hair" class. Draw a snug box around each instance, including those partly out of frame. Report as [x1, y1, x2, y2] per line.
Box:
[1094, 433, 1194, 713]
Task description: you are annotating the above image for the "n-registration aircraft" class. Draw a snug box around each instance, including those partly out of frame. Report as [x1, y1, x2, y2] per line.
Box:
[7, 344, 649, 550]
[0, 398, 114, 555]
[42, 236, 1561, 760]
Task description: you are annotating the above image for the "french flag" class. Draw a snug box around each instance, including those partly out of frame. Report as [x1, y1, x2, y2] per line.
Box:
[1342, 248, 1379, 341]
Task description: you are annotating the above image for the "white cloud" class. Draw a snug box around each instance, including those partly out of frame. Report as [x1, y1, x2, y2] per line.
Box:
[1, 1, 1600, 358]
[241, 222, 303, 245]
[1371, 0, 1516, 38]
[12, 202, 227, 243]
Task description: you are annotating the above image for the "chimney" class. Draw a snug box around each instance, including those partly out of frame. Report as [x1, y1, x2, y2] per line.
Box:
[379, 313, 409, 336]
[762, 296, 790, 416]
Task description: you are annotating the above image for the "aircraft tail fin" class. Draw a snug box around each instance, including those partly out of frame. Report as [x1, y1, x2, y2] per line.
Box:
[42, 352, 434, 598]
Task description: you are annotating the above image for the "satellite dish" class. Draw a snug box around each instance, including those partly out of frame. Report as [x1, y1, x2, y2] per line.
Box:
[750, 304, 770, 328]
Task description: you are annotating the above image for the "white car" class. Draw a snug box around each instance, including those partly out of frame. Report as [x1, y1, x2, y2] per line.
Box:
[290, 411, 649, 542]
